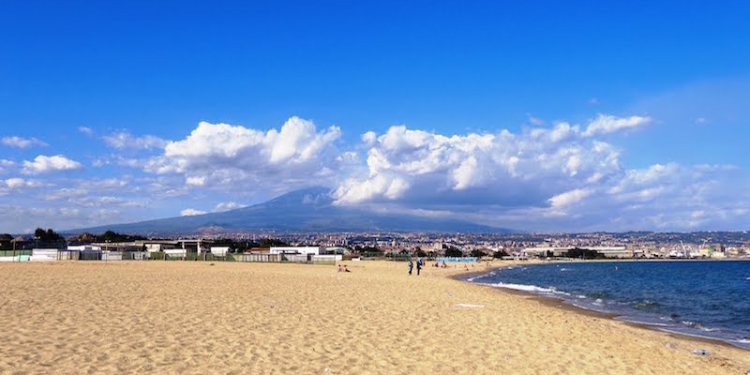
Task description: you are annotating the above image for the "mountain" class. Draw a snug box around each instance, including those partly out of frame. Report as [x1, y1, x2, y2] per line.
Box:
[71, 187, 513, 235]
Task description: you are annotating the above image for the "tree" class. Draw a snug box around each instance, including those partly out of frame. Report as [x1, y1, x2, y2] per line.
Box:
[0, 234, 12, 250]
[444, 246, 463, 257]
[493, 250, 509, 258]
[34, 228, 62, 242]
[95, 230, 146, 243]
[470, 249, 488, 258]
[357, 245, 383, 257]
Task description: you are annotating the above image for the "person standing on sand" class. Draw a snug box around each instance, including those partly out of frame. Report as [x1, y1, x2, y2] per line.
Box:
[416, 257, 422, 276]
[408, 259, 414, 275]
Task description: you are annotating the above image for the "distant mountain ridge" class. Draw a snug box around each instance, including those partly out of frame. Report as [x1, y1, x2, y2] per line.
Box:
[71, 187, 513, 235]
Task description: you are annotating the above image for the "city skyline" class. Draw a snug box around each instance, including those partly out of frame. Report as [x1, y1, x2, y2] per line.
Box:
[2, 1, 750, 233]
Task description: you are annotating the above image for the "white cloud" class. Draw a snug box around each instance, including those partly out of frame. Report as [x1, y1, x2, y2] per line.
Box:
[333, 121, 623, 206]
[361, 131, 378, 145]
[214, 202, 244, 212]
[145, 117, 342, 191]
[180, 208, 206, 216]
[103, 131, 168, 150]
[2, 112, 746, 233]
[22, 155, 82, 175]
[548, 188, 593, 208]
[0, 178, 43, 196]
[186, 176, 206, 186]
[588, 98, 600, 105]
[78, 126, 94, 136]
[582, 114, 652, 137]
[2, 136, 48, 148]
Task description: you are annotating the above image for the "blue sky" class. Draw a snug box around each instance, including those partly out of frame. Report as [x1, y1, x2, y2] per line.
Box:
[1, 1, 749, 233]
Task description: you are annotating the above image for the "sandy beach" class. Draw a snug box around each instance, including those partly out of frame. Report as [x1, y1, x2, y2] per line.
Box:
[1, 260, 748, 375]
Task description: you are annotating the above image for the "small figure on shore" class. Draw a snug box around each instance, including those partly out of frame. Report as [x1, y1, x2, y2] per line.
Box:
[337, 265, 343, 272]
[408, 259, 414, 275]
[416, 257, 423, 276]
[344, 265, 351, 273]
[442, 261, 447, 268]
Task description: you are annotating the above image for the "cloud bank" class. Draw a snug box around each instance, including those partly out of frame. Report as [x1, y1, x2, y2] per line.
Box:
[0, 113, 747, 233]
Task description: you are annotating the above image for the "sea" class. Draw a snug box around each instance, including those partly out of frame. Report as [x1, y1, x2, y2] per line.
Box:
[467, 260, 750, 349]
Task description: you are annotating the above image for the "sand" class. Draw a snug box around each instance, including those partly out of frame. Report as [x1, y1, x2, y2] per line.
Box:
[1, 260, 748, 375]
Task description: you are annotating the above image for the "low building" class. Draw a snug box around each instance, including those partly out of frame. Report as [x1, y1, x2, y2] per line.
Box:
[137, 240, 178, 253]
[270, 247, 325, 256]
[324, 247, 347, 255]
[210, 247, 230, 257]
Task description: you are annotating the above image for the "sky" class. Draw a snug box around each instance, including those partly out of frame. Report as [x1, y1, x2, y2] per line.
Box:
[1, 1, 750, 234]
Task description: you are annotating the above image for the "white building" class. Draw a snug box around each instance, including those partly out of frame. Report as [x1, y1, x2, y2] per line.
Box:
[210, 247, 230, 257]
[67, 245, 102, 252]
[270, 247, 325, 256]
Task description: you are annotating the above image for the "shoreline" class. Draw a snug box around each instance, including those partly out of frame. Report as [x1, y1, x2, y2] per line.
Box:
[455, 260, 749, 351]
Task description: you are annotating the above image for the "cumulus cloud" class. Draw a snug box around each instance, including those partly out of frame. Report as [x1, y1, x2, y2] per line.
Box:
[180, 208, 206, 216]
[22, 155, 82, 175]
[327, 114, 750, 231]
[333, 119, 624, 206]
[2, 136, 48, 148]
[145, 117, 343, 191]
[582, 114, 652, 137]
[103, 131, 168, 150]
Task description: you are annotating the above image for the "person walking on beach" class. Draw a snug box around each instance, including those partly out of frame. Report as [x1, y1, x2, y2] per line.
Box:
[408, 259, 414, 275]
[416, 257, 423, 276]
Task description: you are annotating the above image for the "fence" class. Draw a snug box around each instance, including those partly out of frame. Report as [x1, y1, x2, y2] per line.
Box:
[238, 253, 310, 263]
[0, 250, 32, 257]
[238, 253, 339, 265]
[436, 257, 478, 263]
[0, 249, 334, 265]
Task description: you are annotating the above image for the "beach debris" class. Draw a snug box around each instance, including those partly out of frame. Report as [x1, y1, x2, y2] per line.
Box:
[665, 343, 677, 349]
[446, 292, 453, 297]
[454, 303, 484, 308]
[504, 355, 510, 361]
[324, 367, 329, 373]
[209, 263, 215, 266]
[691, 349, 709, 356]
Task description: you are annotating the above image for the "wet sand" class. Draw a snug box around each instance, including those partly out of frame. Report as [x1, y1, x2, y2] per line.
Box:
[0, 260, 748, 375]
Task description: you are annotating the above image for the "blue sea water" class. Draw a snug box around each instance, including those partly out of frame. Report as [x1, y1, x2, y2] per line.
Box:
[468, 260, 750, 349]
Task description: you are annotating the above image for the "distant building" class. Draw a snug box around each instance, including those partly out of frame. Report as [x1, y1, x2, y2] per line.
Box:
[270, 246, 325, 256]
